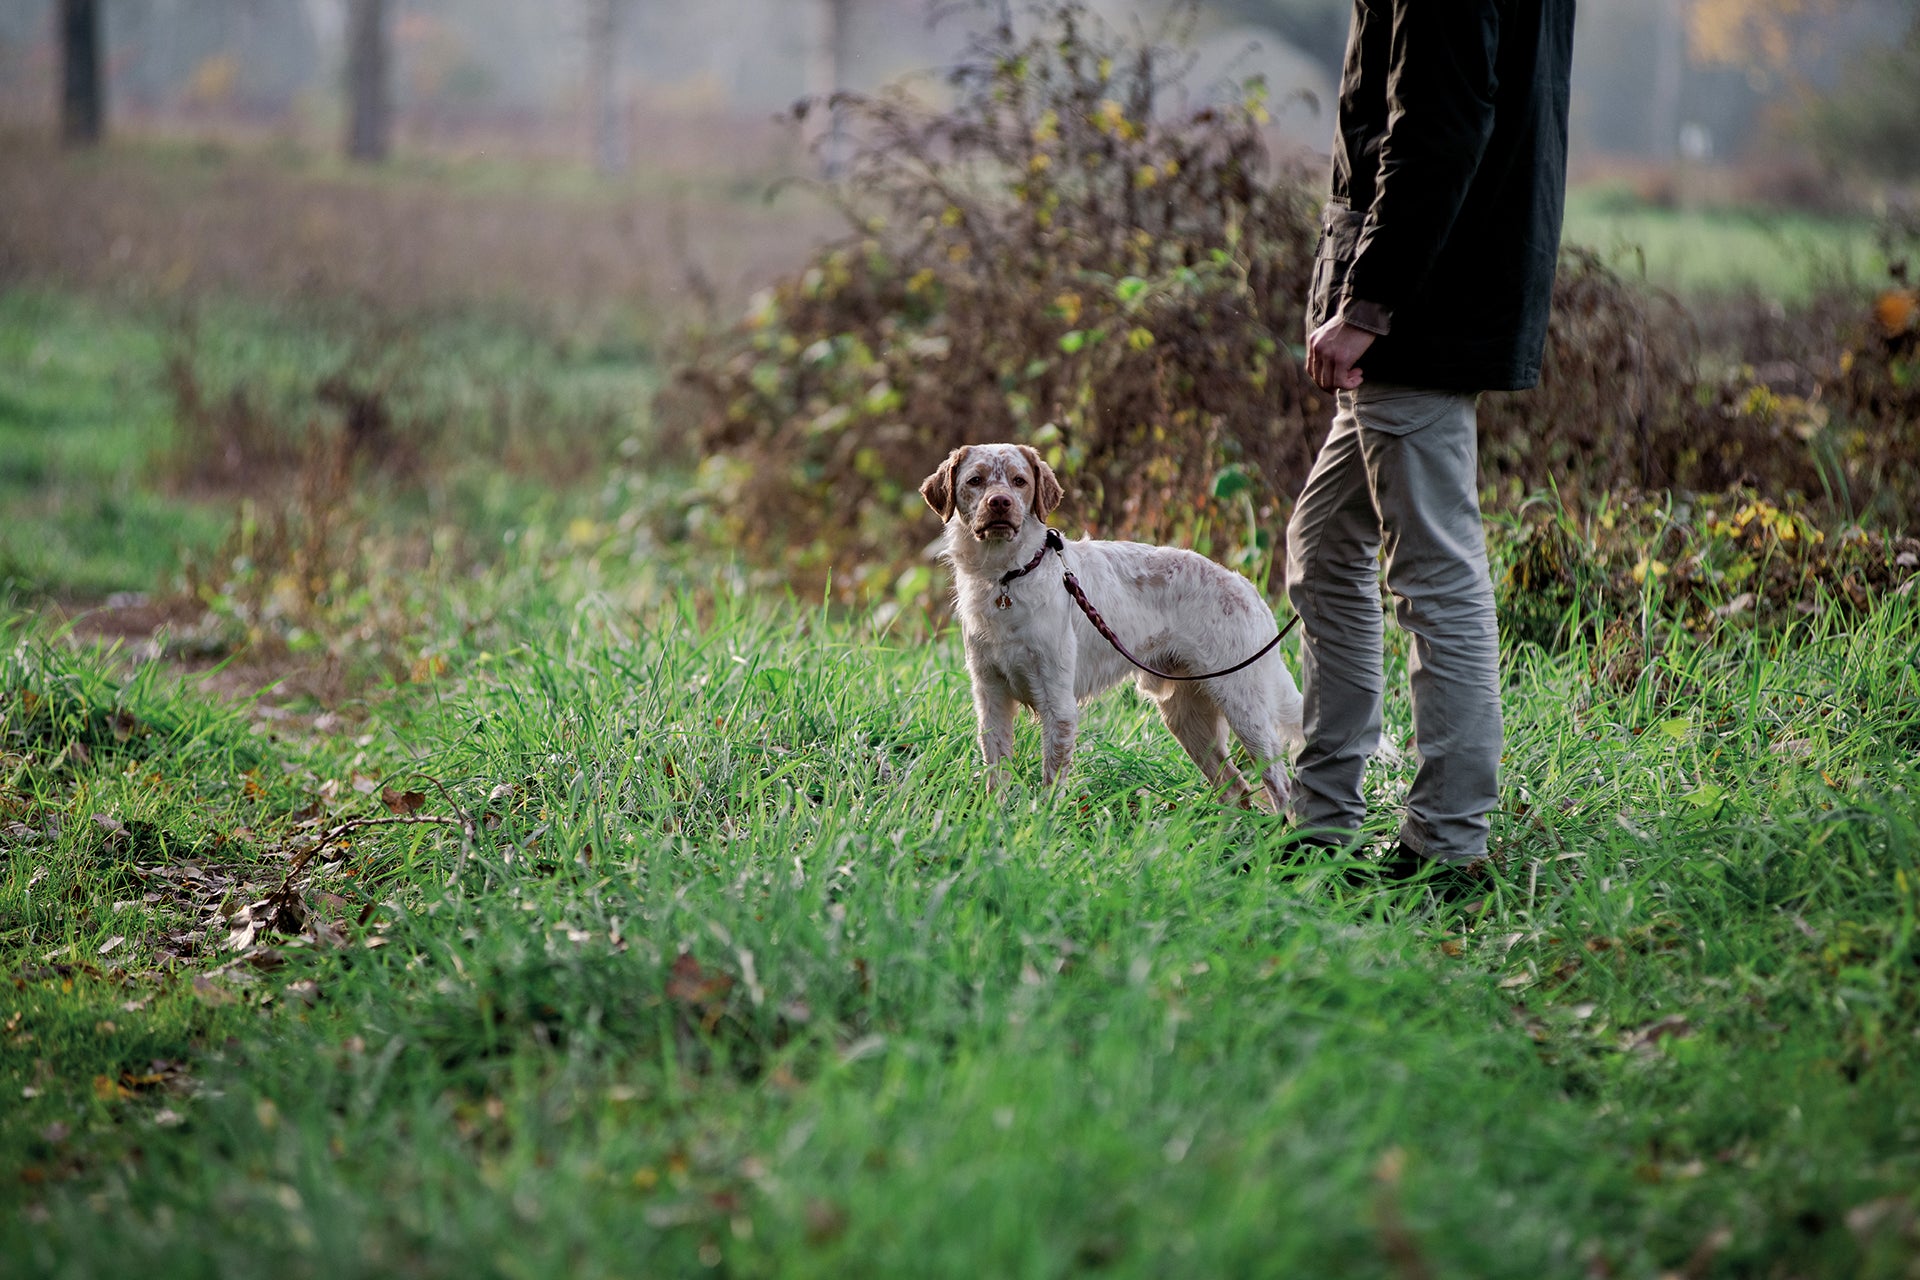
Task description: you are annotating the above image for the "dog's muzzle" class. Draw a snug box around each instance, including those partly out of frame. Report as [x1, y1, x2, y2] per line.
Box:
[974, 494, 1022, 539]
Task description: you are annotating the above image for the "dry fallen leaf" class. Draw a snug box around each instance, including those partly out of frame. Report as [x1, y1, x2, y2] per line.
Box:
[380, 787, 427, 816]
[1621, 1014, 1694, 1055]
[226, 887, 309, 951]
[666, 953, 734, 1007]
[191, 974, 237, 1006]
[1711, 591, 1756, 620]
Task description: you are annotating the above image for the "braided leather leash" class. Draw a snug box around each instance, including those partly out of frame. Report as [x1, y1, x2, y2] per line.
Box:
[1005, 527, 1300, 683]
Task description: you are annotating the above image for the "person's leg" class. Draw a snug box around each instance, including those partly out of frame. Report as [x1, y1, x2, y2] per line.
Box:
[1359, 392, 1502, 865]
[1284, 396, 1386, 840]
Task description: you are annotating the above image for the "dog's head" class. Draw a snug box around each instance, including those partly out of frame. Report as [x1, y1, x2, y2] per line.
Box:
[919, 443, 1064, 542]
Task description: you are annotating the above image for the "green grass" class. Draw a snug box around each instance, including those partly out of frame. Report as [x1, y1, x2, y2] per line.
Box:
[1562, 185, 1887, 303]
[4, 530, 1917, 1276]
[0, 291, 229, 598]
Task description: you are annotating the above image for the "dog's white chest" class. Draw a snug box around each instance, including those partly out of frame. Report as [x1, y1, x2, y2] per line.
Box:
[964, 607, 1067, 701]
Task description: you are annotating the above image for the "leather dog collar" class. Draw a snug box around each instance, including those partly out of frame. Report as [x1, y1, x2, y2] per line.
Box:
[994, 527, 1065, 609]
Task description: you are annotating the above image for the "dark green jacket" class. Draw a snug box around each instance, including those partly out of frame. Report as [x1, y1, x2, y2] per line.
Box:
[1307, 0, 1576, 392]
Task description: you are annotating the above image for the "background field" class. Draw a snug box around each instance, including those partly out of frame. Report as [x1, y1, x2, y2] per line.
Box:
[1561, 185, 1890, 304]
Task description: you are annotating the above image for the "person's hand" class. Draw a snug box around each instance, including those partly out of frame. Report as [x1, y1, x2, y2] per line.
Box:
[1306, 317, 1377, 392]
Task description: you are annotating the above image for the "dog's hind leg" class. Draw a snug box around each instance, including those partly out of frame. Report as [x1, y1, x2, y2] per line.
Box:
[1158, 685, 1253, 806]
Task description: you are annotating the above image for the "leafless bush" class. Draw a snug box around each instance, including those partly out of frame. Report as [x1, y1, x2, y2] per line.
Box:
[664, 1, 1322, 601]
[162, 316, 432, 494]
[158, 305, 644, 689]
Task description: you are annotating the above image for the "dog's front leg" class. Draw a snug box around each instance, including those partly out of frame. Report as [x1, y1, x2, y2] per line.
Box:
[971, 669, 1019, 791]
[1035, 681, 1080, 787]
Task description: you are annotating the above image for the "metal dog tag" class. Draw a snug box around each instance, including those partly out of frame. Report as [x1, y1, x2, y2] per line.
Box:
[995, 591, 1013, 610]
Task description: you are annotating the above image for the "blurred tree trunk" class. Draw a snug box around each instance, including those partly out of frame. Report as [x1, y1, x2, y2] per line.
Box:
[810, 0, 855, 177]
[345, 0, 390, 163]
[1650, 0, 1684, 158]
[585, 0, 629, 176]
[59, 0, 104, 147]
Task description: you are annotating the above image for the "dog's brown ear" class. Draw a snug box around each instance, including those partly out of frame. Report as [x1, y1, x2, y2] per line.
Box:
[920, 447, 969, 521]
[1020, 445, 1064, 520]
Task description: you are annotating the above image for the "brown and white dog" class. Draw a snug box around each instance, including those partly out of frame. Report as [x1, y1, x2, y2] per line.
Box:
[921, 443, 1302, 808]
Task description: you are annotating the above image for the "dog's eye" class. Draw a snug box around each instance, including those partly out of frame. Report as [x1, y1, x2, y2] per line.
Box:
[966, 475, 985, 486]
[1011, 475, 1028, 487]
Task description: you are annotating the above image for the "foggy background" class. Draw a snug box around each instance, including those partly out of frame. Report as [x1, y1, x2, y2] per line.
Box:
[2, 0, 1910, 175]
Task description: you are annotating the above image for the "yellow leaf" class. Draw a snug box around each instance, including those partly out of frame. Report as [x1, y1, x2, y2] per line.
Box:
[408, 654, 448, 683]
[1874, 288, 1917, 337]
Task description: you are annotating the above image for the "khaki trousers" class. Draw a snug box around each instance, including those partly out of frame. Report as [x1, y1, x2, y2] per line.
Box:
[1283, 383, 1501, 865]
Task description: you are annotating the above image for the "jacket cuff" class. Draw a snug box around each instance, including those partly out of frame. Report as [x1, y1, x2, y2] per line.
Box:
[1336, 296, 1393, 336]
